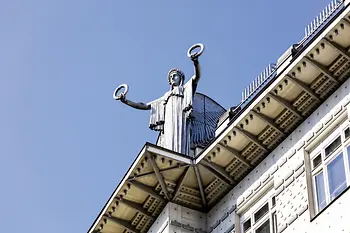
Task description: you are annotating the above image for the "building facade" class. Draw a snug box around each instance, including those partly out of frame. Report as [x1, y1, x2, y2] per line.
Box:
[88, 1, 350, 233]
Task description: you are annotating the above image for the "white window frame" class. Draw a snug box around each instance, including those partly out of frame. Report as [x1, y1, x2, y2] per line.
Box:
[240, 189, 277, 233]
[310, 120, 350, 214]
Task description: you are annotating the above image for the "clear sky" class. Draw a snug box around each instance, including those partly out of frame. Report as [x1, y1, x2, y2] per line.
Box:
[0, 0, 333, 232]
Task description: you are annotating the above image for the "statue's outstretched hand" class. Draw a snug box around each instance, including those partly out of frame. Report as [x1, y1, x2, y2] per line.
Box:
[187, 43, 204, 61]
[113, 84, 129, 101]
[191, 55, 199, 64]
[190, 54, 198, 61]
[120, 93, 127, 103]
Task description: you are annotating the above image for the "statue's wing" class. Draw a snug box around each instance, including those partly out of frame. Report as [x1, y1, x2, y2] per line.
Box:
[191, 93, 226, 148]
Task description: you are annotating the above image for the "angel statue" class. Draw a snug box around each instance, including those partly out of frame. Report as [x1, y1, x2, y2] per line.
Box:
[113, 43, 225, 156]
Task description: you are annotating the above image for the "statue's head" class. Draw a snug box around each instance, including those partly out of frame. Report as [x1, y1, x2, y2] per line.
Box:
[168, 68, 185, 87]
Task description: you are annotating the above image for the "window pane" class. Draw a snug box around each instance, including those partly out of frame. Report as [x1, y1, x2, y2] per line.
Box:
[348, 146, 350, 170]
[325, 136, 341, 157]
[327, 153, 347, 200]
[254, 203, 269, 223]
[272, 212, 277, 233]
[315, 172, 327, 211]
[313, 154, 322, 169]
[243, 219, 251, 232]
[345, 128, 349, 140]
[272, 196, 276, 207]
[255, 219, 270, 233]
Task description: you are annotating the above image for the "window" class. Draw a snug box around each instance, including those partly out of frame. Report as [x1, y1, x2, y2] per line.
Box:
[345, 127, 349, 139]
[312, 154, 322, 169]
[243, 219, 251, 232]
[315, 172, 326, 210]
[255, 219, 270, 233]
[325, 136, 341, 157]
[327, 153, 346, 200]
[241, 191, 277, 233]
[254, 203, 269, 222]
[272, 212, 277, 233]
[311, 121, 350, 214]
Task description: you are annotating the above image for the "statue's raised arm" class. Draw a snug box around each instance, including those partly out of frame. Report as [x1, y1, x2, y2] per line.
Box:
[187, 43, 204, 90]
[113, 84, 151, 110]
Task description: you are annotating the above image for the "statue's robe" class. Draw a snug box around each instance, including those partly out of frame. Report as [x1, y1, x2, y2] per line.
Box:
[149, 79, 193, 155]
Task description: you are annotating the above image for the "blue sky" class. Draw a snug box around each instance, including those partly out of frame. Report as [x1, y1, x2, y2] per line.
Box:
[0, 0, 332, 232]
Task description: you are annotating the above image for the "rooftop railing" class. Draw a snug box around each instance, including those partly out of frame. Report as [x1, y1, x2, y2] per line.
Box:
[236, 0, 344, 112]
[300, 0, 344, 46]
[241, 64, 276, 104]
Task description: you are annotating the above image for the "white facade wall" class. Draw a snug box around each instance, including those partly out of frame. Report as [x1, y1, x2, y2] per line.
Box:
[282, 188, 350, 233]
[148, 202, 207, 233]
[148, 79, 350, 233]
[207, 79, 350, 233]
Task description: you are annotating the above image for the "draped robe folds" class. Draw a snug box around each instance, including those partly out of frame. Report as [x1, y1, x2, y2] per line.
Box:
[149, 79, 193, 155]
